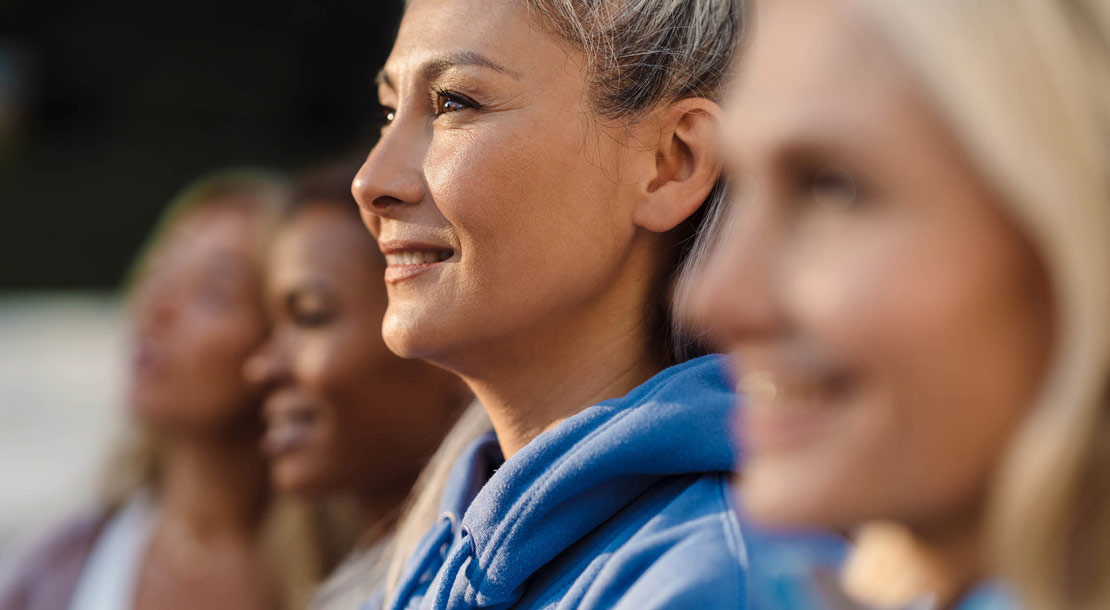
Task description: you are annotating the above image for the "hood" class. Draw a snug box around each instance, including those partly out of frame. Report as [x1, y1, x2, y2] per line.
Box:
[428, 354, 736, 609]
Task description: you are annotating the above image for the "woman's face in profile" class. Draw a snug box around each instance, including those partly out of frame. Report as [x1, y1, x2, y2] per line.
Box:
[353, 0, 647, 371]
[128, 203, 269, 433]
[693, 0, 1054, 531]
[250, 203, 463, 496]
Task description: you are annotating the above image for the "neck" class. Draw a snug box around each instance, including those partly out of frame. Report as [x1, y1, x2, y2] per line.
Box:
[844, 513, 986, 609]
[457, 239, 667, 459]
[156, 431, 270, 543]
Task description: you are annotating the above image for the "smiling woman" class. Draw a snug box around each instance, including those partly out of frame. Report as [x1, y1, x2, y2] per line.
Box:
[0, 171, 335, 610]
[690, 0, 1110, 608]
[244, 161, 471, 610]
[350, 0, 771, 609]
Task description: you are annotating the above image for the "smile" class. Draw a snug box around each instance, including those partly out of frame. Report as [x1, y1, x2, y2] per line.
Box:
[384, 249, 454, 266]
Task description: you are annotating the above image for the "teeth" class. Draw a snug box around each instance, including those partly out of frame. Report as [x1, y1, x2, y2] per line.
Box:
[384, 250, 452, 266]
[739, 373, 825, 408]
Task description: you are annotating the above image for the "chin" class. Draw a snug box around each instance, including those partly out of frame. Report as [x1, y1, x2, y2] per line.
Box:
[741, 460, 853, 531]
[272, 463, 330, 496]
[381, 303, 465, 363]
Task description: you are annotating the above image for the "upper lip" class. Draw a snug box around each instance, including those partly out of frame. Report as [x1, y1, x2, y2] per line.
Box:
[377, 239, 454, 255]
[732, 344, 844, 388]
[263, 391, 321, 426]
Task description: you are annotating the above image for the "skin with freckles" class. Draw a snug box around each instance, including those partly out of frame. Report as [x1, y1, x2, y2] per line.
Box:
[246, 202, 467, 511]
[688, 0, 1053, 596]
[353, 0, 720, 457]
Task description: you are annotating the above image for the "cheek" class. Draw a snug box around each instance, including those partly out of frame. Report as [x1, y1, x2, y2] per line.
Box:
[781, 220, 1048, 520]
[182, 311, 265, 401]
[427, 115, 629, 288]
[303, 321, 392, 414]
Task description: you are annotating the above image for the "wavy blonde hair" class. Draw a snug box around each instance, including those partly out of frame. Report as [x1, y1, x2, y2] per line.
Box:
[845, 0, 1110, 607]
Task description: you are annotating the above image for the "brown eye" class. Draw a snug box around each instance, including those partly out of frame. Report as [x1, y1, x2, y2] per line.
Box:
[432, 89, 479, 117]
[289, 290, 332, 327]
[809, 165, 858, 208]
[436, 96, 466, 114]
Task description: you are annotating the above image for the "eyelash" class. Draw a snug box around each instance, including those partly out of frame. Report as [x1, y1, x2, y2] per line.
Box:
[377, 88, 483, 127]
[803, 165, 863, 209]
[432, 87, 481, 117]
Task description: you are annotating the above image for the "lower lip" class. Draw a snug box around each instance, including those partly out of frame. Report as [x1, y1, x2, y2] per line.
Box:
[261, 420, 318, 458]
[384, 262, 445, 284]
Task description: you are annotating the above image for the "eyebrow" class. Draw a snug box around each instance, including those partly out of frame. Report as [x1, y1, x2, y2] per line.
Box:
[375, 50, 522, 89]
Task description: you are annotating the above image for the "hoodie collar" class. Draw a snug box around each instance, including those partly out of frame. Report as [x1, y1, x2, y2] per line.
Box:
[430, 354, 736, 608]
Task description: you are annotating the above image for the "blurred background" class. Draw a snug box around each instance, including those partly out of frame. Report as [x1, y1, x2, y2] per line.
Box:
[0, 0, 402, 574]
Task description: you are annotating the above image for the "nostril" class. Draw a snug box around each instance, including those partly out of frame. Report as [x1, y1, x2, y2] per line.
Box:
[372, 195, 407, 210]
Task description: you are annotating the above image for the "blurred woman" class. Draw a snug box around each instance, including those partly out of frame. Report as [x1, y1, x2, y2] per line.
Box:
[0, 171, 322, 610]
[348, 0, 779, 608]
[690, 0, 1109, 608]
[244, 161, 470, 610]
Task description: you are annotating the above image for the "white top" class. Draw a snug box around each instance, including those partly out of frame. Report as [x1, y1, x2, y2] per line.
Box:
[309, 539, 388, 610]
[68, 494, 157, 610]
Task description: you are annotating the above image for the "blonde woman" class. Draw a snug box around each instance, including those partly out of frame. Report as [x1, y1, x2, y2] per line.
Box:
[691, 0, 1109, 608]
[0, 172, 330, 610]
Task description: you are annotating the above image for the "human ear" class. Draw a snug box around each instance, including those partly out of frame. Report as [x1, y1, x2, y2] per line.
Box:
[631, 98, 723, 233]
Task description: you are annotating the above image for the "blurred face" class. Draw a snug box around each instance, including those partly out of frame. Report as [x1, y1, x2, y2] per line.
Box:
[691, 0, 1054, 532]
[248, 204, 465, 496]
[128, 203, 269, 434]
[353, 0, 646, 371]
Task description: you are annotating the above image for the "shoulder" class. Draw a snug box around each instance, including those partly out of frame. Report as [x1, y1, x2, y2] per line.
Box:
[0, 509, 111, 610]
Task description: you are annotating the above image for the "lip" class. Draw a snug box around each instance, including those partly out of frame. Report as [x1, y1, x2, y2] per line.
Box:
[261, 396, 323, 458]
[730, 346, 855, 454]
[738, 370, 855, 453]
[377, 239, 456, 285]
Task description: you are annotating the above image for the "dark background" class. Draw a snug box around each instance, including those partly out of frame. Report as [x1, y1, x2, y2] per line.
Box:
[0, 0, 404, 289]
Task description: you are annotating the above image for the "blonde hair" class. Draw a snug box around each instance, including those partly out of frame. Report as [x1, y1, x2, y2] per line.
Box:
[377, 1, 742, 604]
[847, 0, 1110, 607]
[379, 402, 491, 602]
[105, 170, 353, 609]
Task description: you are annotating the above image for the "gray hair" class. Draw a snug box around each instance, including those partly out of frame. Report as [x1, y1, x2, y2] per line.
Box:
[378, 1, 744, 604]
[525, 0, 743, 363]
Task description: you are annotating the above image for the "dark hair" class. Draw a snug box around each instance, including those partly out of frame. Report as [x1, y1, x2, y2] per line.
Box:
[286, 158, 366, 220]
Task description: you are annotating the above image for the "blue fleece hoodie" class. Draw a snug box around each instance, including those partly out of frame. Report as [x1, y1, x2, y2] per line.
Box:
[374, 355, 762, 610]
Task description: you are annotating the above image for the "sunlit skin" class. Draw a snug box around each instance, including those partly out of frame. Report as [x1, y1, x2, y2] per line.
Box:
[129, 203, 270, 436]
[352, 0, 720, 458]
[688, 0, 1054, 599]
[246, 202, 467, 521]
[127, 203, 277, 610]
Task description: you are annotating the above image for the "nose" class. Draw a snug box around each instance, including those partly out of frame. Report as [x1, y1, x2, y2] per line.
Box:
[351, 123, 428, 232]
[243, 331, 292, 392]
[686, 196, 787, 344]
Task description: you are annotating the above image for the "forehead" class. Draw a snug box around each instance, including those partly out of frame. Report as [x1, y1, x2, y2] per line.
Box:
[161, 205, 257, 262]
[383, 0, 565, 84]
[271, 204, 381, 282]
[726, 0, 906, 145]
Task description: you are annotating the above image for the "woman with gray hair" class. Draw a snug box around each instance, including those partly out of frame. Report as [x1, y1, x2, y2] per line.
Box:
[349, 0, 836, 608]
